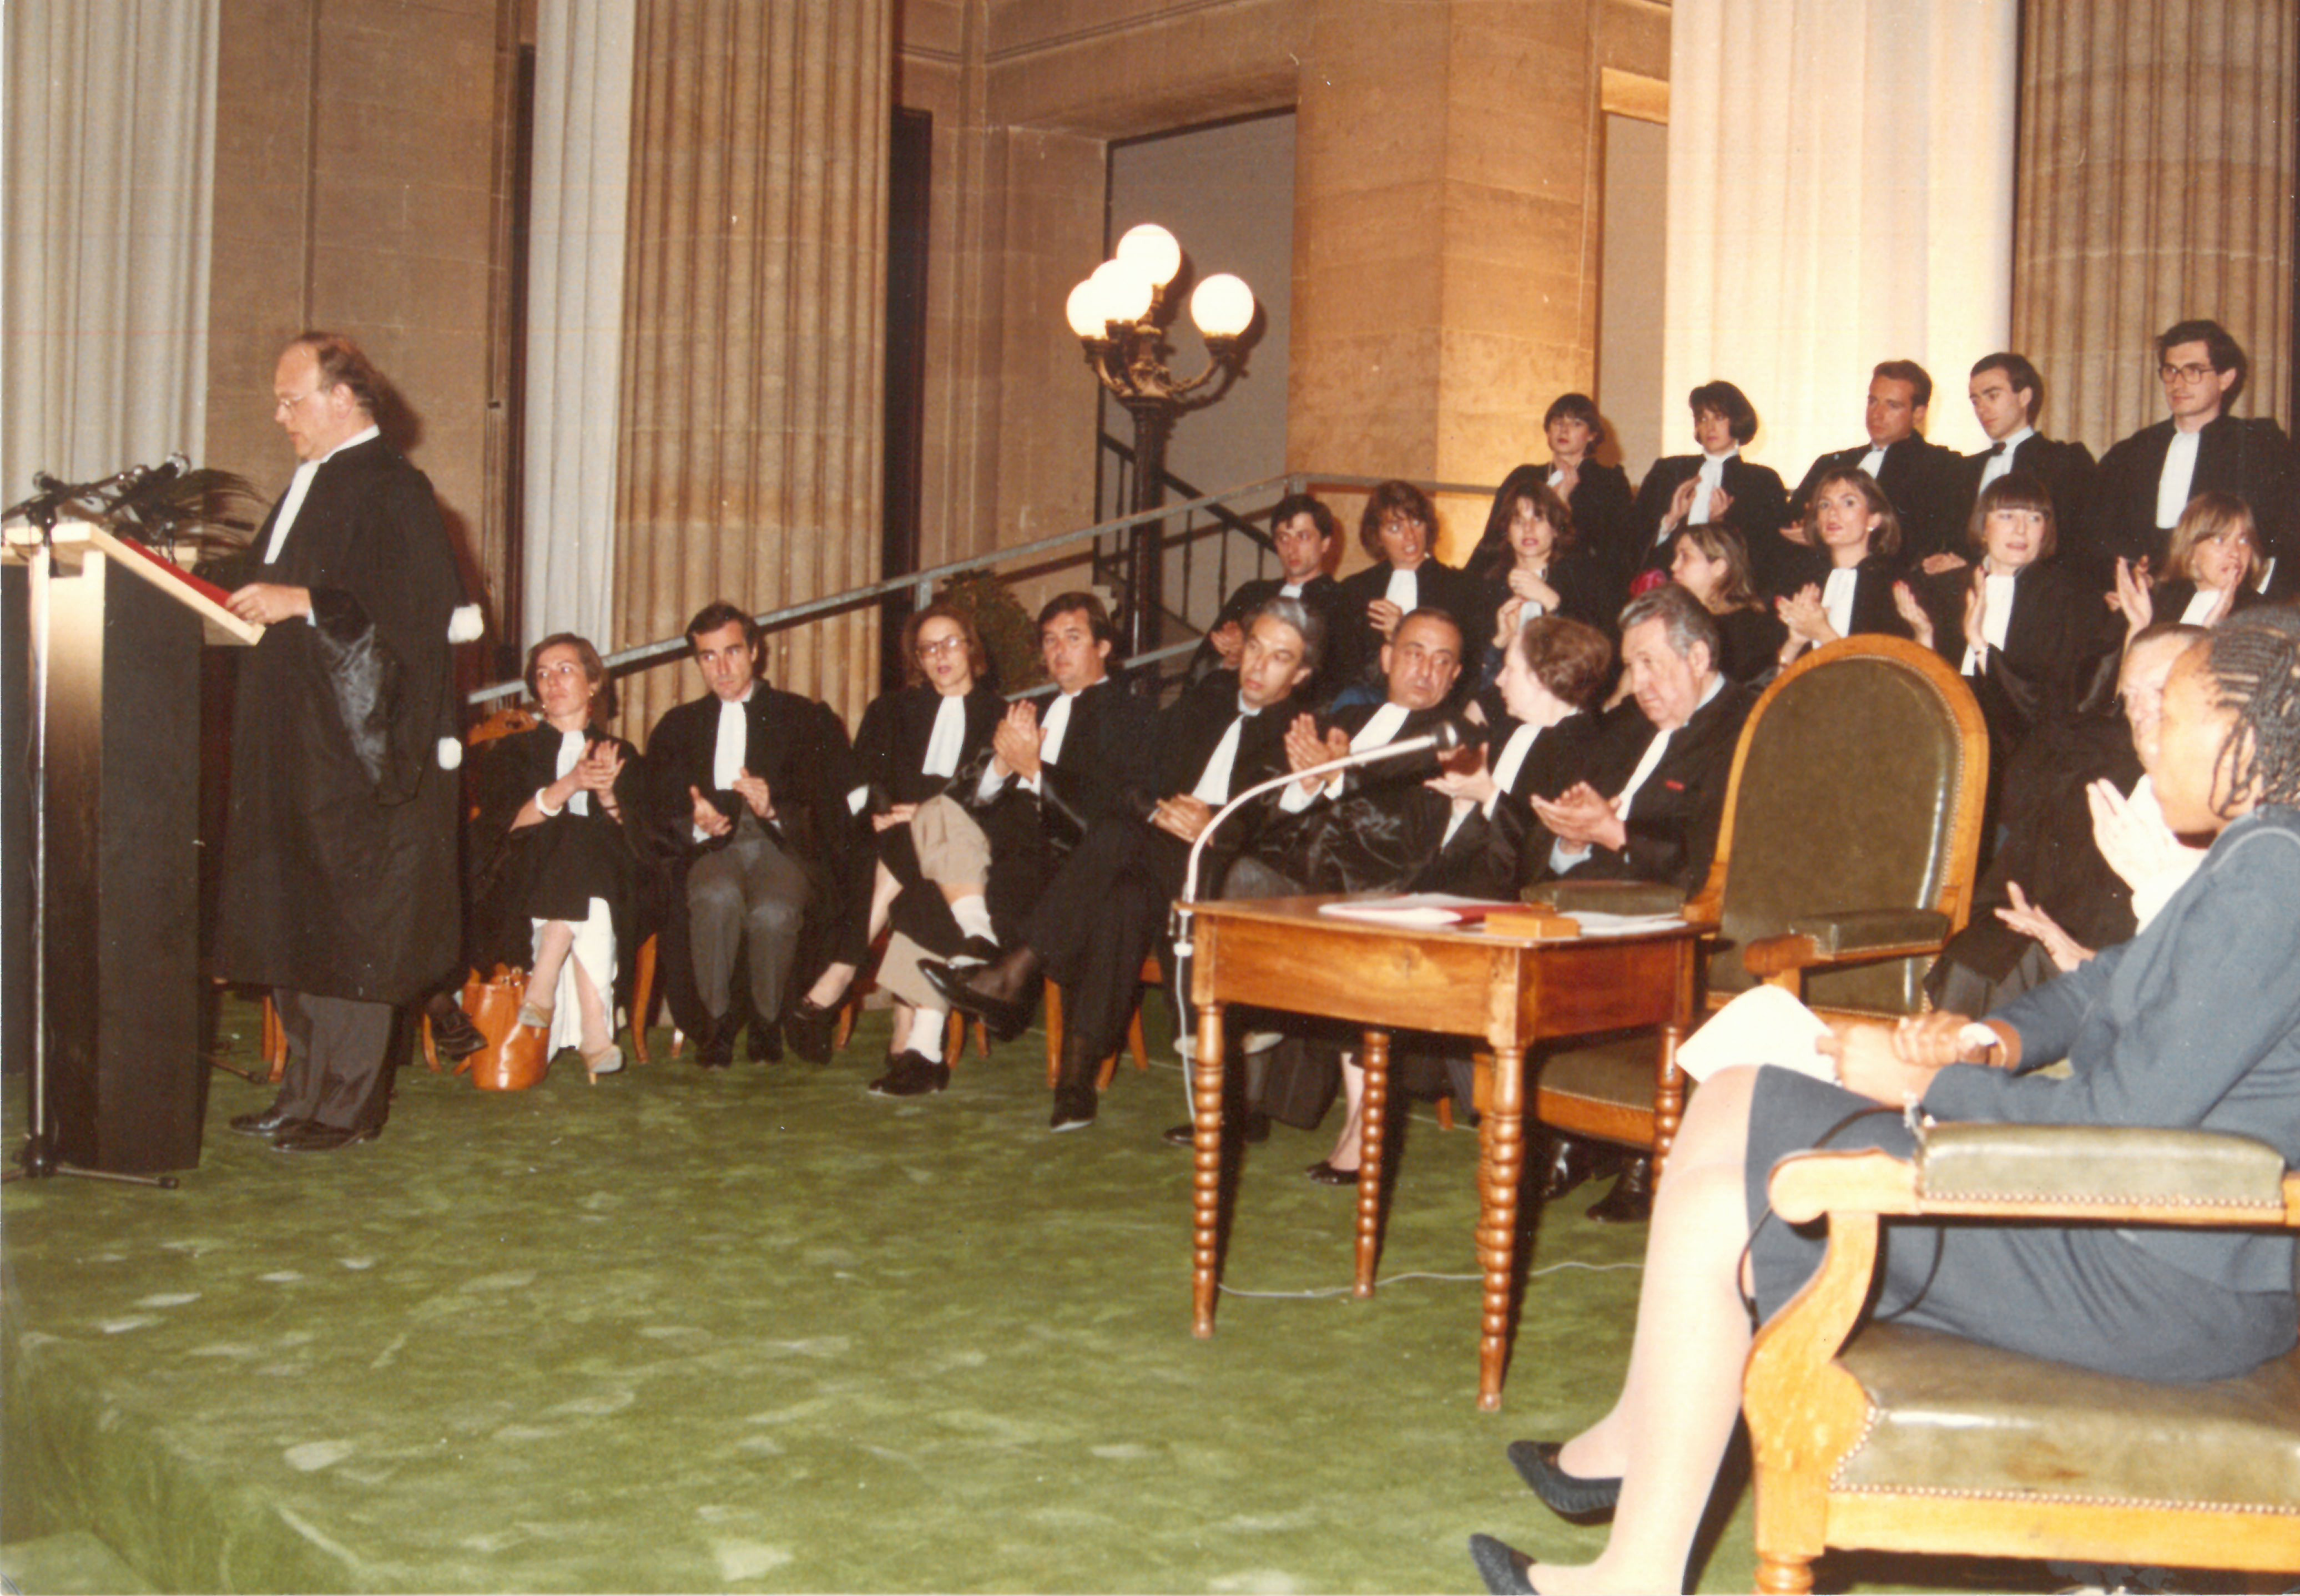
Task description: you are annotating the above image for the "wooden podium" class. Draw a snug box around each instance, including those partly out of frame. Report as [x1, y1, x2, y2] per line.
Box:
[4, 520, 261, 1174]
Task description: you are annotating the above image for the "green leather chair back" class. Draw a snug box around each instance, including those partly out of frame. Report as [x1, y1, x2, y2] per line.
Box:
[1709, 641, 1981, 1013]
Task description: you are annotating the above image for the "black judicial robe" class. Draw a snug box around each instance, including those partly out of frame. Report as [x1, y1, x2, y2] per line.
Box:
[1469, 460, 1641, 618]
[1186, 572, 1349, 701]
[1330, 557, 1492, 700]
[2086, 413, 2300, 590]
[1957, 436, 2098, 562]
[1247, 702, 1459, 893]
[212, 436, 465, 1004]
[845, 681, 1005, 963]
[1535, 680, 1754, 895]
[1786, 436, 1968, 567]
[642, 681, 856, 1036]
[1631, 454, 1795, 597]
[466, 724, 645, 978]
[1772, 548, 1917, 643]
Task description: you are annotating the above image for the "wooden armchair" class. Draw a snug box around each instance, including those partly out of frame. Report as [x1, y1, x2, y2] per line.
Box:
[1745, 1124, 2300, 1594]
[1520, 636, 1990, 1177]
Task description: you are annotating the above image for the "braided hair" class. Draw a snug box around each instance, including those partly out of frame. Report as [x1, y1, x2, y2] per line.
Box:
[2198, 607, 2300, 815]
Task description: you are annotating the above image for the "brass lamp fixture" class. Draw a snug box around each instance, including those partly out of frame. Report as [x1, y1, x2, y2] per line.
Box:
[1065, 223, 1256, 656]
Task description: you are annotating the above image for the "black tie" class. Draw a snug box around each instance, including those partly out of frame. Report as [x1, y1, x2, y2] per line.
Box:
[1989, 441, 2006, 457]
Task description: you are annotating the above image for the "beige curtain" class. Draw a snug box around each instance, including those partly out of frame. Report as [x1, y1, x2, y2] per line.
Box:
[524, 0, 639, 655]
[613, 0, 890, 738]
[2014, 0, 2296, 454]
[3, 0, 216, 492]
[1662, 0, 2018, 474]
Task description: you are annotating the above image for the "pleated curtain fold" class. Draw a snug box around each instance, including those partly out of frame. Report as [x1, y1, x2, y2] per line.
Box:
[1661, 0, 2018, 473]
[2, 0, 217, 494]
[2012, 0, 2296, 453]
[612, 0, 890, 736]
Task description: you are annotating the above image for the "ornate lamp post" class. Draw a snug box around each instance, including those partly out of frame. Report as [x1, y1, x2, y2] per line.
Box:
[1065, 223, 1255, 658]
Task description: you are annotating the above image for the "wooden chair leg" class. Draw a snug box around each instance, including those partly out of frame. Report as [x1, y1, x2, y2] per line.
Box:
[1436, 1097, 1455, 1130]
[260, 995, 286, 1085]
[420, 1014, 440, 1072]
[1125, 1005, 1149, 1074]
[970, 1019, 989, 1059]
[629, 934, 658, 1065]
[1045, 982, 1065, 1089]
[945, 1008, 965, 1070]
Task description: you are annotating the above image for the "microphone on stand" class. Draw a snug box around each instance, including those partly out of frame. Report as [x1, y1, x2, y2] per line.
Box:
[1170, 716, 1467, 956]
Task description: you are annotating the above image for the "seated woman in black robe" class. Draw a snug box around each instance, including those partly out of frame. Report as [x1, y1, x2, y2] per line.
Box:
[1467, 477, 1607, 692]
[1773, 466, 1914, 659]
[1665, 522, 1787, 684]
[1467, 610, 2300, 1595]
[790, 602, 1003, 1090]
[2111, 489, 2273, 640]
[469, 633, 643, 1082]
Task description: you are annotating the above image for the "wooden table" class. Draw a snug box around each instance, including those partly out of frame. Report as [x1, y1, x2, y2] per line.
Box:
[1182, 896, 1711, 1410]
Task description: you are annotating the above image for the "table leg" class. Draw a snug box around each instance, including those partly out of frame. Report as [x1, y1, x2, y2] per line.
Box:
[1355, 1028, 1390, 1299]
[1192, 1000, 1226, 1339]
[1477, 1041, 1526, 1411]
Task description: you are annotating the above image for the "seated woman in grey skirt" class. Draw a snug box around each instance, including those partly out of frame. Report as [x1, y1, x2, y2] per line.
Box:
[1467, 608, 2300, 1596]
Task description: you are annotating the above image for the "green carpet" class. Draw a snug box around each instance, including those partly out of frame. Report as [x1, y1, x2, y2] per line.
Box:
[2, 998, 2047, 1594]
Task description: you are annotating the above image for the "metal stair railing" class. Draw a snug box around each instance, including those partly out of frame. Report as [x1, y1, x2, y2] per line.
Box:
[467, 469, 1502, 708]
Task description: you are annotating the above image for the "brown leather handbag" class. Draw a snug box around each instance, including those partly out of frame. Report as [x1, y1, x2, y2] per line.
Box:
[455, 965, 549, 1090]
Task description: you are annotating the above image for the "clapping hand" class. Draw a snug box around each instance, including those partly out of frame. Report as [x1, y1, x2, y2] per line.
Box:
[1994, 881, 2092, 972]
[1777, 582, 1836, 646]
[1530, 781, 1626, 852]
[1366, 597, 1405, 640]
[1890, 580, 1934, 649]
[730, 765, 775, 821]
[689, 784, 733, 838]
[991, 701, 1042, 780]
[2109, 556, 2154, 632]
[2087, 778, 2201, 890]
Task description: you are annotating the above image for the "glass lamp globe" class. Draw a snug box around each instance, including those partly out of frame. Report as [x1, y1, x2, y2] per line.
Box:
[1189, 273, 1255, 339]
[1090, 259, 1154, 325]
[1065, 278, 1109, 339]
[1114, 223, 1182, 289]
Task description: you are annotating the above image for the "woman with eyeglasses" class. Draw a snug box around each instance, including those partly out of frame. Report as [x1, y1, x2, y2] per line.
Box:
[795, 602, 1006, 1091]
[468, 634, 644, 1082]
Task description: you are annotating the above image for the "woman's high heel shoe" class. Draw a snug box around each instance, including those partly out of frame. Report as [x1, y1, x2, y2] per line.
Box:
[517, 1001, 553, 1031]
[582, 1044, 624, 1084]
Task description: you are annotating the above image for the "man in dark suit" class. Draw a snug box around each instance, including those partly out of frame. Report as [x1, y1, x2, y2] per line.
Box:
[1952, 353, 2097, 569]
[1784, 360, 1968, 565]
[2087, 319, 2299, 593]
[215, 332, 472, 1153]
[1188, 493, 1348, 703]
[1532, 585, 1752, 896]
[643, 601, 855, 1068]
[1527, 584, 1753, 1219]
[929, 599, 1319, 1130]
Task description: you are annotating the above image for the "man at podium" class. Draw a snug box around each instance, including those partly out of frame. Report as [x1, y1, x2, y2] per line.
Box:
[213, 332, 470, 1153]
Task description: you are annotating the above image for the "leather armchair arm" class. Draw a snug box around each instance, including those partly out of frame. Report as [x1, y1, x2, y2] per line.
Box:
[1741, 908, 1951, 982]
[1769, 1125, 2300, 1228]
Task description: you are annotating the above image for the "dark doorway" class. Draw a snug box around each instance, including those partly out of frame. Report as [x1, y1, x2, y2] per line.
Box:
[880, 107, 932, 690]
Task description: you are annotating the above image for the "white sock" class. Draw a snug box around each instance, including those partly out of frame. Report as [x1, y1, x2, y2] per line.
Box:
[908, 1011, 947, 1063]
[949, 895, 996, 945]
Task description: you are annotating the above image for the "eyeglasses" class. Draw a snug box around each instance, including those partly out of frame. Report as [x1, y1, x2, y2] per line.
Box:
[2159, 362, 2217, 385]
[273, 388, 322, 415]
[915, 634, 966, 659]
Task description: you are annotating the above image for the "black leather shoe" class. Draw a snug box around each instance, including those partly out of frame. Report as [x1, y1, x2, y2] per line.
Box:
[922, 959, 1035, 1043]
[1467, 1533, 1540, 1595]
[1161, 1110, 1270, 1147]
[430, 1006, 487, 1060]
[1505, 1439, 1621, 1519]
[271, 1122, 378, 1154]
[1049, 1083, 1097, 1132]
[946, 935, 1001, 968]
[1537, 1133, 1617, 1202]
[697, 1011, 737, 1068]
[749, 1018, 781, 1064]
[785, 998, 836, 1065]
[1304, 1159, 1360, 1186]
[867, 1052, 950, 1098]
[230, 1104, 296, 1138]
[1586, 1154, 1653, 1223]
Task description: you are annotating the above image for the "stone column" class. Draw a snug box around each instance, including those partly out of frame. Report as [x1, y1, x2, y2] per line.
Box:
[1288, 0, 1599, 563]
[614, 0, 891, 733]
[2014, 0, 2296, 451]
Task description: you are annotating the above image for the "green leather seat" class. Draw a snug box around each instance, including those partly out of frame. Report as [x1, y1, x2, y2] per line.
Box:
[1531, 637, 1990, 1169]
